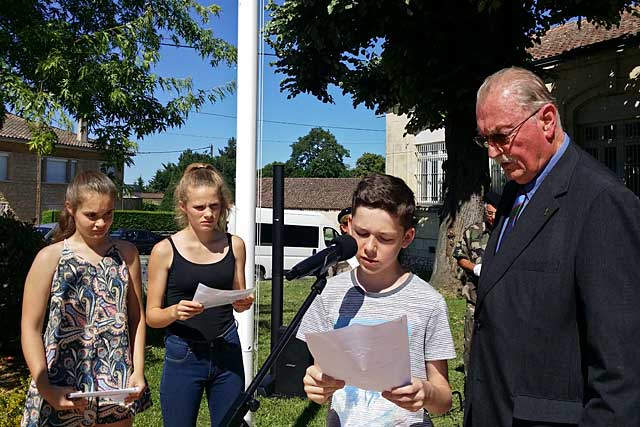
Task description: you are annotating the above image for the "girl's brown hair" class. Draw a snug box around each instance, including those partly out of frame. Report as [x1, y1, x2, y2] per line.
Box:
[174, 163, 232, 230]
[53, 170, 117, 243]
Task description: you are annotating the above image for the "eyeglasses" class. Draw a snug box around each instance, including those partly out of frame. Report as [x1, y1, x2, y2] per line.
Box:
[474, 106, 542, 149]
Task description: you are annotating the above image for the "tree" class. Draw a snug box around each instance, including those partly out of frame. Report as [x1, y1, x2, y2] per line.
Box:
[210, 137, 236, 194]
[0, 0, 236, 168]
[148, 138, 237, 210]
[260, 161, 286, 177]
[286, 127, 350, 177]
[352, 152, 385, 177]
[132, 176, 146, 193]
[265, 0, 635, 288]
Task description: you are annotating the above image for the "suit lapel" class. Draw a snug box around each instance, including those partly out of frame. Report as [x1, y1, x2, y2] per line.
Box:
[476, 143, 579, 312]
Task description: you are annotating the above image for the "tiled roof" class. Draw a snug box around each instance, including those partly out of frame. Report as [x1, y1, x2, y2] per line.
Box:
[259, 177, 360, 210]
[529, 10, 640, 61]
[0, 114, 94, 149]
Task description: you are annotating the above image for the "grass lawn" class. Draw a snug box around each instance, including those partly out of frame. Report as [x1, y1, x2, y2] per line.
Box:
[134, 278, 466, 427]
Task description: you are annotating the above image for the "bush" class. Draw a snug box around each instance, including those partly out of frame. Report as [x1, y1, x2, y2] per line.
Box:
[40, 209, 179, 233]
[0, 216, 44, 353]
[0, 377, 28, 427]
[40, 209, 58, 224]
[112, 210, 178, 232]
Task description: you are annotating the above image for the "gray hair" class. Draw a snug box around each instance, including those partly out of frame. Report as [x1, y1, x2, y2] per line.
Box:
[477, 67, 562, 128]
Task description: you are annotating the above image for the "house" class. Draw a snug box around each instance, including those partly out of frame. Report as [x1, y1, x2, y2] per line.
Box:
[121, 191, 165, 210]
[386, 10, 640, 204]
[0, 114, 124, 221]
[258, 177, 360, 225]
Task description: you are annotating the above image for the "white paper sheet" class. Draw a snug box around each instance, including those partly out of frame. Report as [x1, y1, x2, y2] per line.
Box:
[67, 387, 140, 402]
[192, 283, 254, 309]
[305, 315, 411, 392]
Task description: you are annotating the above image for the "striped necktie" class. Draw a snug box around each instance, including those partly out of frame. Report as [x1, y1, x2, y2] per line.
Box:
[496, 189, 527, 252]
[503, 190, 527, 238]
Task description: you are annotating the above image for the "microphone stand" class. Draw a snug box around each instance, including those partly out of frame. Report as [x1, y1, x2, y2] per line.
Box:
[221, 273, 329, 427]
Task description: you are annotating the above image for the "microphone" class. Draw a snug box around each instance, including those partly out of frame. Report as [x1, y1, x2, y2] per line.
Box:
[285, 234, 358, 280]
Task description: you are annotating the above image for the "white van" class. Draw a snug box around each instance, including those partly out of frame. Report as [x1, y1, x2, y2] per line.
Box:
[228, 207, 340, 279]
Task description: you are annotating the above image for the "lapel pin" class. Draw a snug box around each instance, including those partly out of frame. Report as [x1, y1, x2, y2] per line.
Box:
[544, 207, 550, 216]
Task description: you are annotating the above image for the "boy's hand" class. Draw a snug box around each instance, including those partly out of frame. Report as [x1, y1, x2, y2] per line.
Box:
[303, 364, 345, 404]
[382, 377, 432, 412]
[233, 294, 255, 313]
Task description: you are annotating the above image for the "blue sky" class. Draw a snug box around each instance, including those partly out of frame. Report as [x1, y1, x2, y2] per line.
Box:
[125, 0, 386, 184]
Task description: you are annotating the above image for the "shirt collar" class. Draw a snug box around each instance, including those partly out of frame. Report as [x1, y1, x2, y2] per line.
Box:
[521, 133, 570, 198]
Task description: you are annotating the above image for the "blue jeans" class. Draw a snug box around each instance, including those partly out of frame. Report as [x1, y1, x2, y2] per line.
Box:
[160, 324, 245, 427]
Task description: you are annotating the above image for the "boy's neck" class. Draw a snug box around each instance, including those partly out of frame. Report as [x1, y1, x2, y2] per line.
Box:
[355, 263, 410, 294]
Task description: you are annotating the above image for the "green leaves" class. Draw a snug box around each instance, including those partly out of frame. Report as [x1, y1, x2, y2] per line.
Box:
[0, 0, 237, 163]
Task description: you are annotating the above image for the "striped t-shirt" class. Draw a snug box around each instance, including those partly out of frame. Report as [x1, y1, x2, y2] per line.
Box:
[297, 269, 456, 427]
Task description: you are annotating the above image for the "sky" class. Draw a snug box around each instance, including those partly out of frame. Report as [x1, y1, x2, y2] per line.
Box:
[124, 0, 386, 184]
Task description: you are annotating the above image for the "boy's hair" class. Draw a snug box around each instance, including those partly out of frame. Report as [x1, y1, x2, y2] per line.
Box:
[53, 170, 117, 242]
[352, 174, 416, 230]
[174, 162, 232, 230]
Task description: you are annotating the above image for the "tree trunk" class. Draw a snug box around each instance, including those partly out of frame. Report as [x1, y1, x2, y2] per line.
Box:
[35, 154, 42, 224]
[430, 103, 489, 291]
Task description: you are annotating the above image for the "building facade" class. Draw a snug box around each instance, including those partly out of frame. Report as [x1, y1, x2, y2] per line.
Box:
[0, 114, 123, 221]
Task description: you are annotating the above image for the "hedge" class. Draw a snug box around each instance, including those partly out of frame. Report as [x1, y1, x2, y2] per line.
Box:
[41, 209, 179, 232]
[0, 215, 45, 353]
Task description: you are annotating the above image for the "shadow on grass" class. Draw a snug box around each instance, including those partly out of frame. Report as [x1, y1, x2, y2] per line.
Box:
[292, 401, 322, 427]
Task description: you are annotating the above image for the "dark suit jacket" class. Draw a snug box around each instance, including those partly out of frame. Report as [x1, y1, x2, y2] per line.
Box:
[464, 142, 640, 427]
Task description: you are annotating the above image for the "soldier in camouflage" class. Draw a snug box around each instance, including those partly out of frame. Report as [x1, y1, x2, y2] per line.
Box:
[452, 191, 499, 375]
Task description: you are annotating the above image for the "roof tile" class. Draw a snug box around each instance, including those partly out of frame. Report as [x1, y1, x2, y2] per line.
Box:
[0, 114, 93, 149]
[529, 10, 640, 61]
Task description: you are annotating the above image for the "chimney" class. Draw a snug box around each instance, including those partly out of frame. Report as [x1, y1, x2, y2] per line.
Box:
[77, 118, 88, 144]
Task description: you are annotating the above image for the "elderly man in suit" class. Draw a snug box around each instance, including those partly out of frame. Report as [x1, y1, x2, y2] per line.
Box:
[464, 67, 640, 427]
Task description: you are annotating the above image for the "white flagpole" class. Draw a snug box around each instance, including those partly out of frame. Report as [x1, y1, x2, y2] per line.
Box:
[235, 0, 258, 425]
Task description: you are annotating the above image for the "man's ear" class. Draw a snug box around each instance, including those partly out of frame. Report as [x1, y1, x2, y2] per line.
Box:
[347, 215, 353, 235]
[402, 227, 416, 248]
[540, 104, 557, 140]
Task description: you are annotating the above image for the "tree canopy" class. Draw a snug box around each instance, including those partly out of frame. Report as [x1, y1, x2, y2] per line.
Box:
[352, 152, 385, 177]
[265, 0, 636, 287]
[0, 0, 236, 166]
[284, 127, 351, 177]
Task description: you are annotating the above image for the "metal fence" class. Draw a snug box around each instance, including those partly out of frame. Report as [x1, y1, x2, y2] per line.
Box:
[416, 141, 506, 204]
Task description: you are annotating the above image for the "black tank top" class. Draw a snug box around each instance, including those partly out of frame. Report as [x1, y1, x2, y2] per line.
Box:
[165, 233, 236, 341]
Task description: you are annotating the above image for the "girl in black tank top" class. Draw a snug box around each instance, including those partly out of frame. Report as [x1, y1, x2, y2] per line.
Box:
[145, 163, 254, 427]
[165, 233, 236, 341]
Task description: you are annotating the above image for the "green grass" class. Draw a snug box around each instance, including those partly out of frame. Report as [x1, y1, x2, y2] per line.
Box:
[134, 279, 466, 427]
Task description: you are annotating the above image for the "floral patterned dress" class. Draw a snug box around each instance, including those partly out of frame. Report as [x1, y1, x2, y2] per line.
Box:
[21, 241, 151, 427]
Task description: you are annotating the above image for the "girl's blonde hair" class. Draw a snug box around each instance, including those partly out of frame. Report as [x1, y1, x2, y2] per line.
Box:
[53, 170, 117, 243]
[174, 163, 232, 230]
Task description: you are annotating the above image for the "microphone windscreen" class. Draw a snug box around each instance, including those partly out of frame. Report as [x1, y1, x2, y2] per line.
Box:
[331, 234, 358, 260]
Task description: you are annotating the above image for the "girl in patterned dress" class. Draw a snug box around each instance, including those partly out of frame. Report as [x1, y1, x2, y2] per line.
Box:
[21, 170, 151, 427]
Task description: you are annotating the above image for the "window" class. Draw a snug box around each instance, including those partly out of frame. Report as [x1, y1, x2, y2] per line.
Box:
[257, 223, 319, 248]
[323, 227, 339, 246]
[0, 152, 8, 181]
[415, 141, 447, 206]
[44, 157, 77, 183]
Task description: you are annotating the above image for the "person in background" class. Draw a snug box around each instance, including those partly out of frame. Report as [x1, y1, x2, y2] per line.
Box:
[466, 66, 640, 427]
[333, 207, 359, 275]
[452, 191, 499, 375]
[21, 170, 151, 427]
[146, 163, 254, 427]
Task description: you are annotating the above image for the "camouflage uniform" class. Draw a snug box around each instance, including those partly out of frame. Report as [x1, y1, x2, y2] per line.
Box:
[452, 221, 492, 374]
